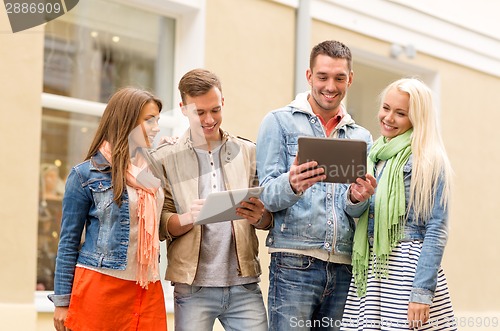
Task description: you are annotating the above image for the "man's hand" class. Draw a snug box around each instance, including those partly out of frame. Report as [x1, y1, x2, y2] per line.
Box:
[178, 199, 205, 226]
[237, 197, 265, 224]
[289, 156, 326, 195]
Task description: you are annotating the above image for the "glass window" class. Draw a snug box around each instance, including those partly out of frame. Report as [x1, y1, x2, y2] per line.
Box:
[35, 96, 178, 311]
[37, 0, 176, 296]
[37, 108, 101, 291]
[43, 0, 174, 103]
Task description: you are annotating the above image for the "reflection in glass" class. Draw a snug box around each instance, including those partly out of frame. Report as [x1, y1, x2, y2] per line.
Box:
[42, 0, 172, 103]
[37, 109, 100, 290]
[37, 164, 63, 291]
[38, 0, 176, 293]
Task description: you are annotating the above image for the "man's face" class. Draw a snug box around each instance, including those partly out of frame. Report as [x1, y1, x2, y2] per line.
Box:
[181, 86, 224, 144]
[306, 54, 353, 116]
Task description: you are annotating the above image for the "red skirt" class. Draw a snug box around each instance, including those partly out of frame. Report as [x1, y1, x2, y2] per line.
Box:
[65, 267, 167, 331]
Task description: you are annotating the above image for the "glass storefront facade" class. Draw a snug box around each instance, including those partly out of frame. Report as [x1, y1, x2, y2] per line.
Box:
[37, 0, 175, 292]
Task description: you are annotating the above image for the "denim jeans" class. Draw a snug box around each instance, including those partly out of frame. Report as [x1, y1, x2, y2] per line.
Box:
[268, 252, 352, 331]
[173, 283, 268, 331]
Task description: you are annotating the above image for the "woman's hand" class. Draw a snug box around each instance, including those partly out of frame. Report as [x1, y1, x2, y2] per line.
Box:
[53, 306, 70, 331]
[159, 136, 179, 145]
[407, 302, 430, 329]
[348, 174, 377, 203]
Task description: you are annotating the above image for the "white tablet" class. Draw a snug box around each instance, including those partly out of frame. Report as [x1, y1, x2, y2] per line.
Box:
[194, 187, 264, 225]
[297, 137, 367, 183]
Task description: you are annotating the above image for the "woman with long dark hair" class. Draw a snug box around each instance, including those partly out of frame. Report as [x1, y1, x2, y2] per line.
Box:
[49, 87, 167, 331]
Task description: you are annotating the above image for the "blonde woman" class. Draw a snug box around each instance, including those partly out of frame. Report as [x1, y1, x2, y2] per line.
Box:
[342, 78, 456, 330]
[49, 87, 167, 331]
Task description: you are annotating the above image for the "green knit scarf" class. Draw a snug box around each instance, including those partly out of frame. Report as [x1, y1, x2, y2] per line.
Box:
[352, 129, 413, 297]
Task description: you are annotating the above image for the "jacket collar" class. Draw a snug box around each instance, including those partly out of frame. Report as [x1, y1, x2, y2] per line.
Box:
[289, 90, 356, 127]
[180, 128, 230, 149]
[89, 151, 111, 171]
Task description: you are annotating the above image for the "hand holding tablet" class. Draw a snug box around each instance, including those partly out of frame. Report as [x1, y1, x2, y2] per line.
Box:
[194, 187, 264, 225]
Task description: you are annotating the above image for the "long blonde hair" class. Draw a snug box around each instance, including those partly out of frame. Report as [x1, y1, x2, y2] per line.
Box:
[380, 78, 452, 222]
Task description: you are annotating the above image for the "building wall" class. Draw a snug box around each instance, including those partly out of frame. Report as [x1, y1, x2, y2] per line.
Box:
[0, 10, 44, 331]
[204, 2, 296, 329]
[203, 2, 500, 331]
[205, 0, 296, 142]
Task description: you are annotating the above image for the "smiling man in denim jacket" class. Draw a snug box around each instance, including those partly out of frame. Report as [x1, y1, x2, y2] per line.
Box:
[256, 40, 376, 330]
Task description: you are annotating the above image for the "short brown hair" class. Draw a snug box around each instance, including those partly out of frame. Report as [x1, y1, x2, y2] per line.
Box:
[310, 40, 352, 72]
[178, 69, 222, 104]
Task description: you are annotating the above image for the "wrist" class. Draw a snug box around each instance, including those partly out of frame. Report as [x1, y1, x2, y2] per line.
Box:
[348, 186, 359, 203]
[253, 212, 273, 230]
[290, 183, 303, 196]
[178, 213, 194, 226]
[253, 215, 265, 228]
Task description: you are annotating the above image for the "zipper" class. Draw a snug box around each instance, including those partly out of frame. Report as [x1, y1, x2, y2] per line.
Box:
[331, 184, 337, 254]
[313, 113, 336, 253]
[189, 144, 203, 281]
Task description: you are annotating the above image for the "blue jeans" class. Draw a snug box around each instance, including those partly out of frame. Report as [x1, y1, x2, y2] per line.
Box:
[173, 283, 268, 331]
[268, 252, 352, 331]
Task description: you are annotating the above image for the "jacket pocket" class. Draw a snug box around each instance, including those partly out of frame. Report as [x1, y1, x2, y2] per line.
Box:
[88, 179, 114, 211]
[88, 179, 117, 253]
[285, 133, 299, 157]
[286, 142, 297, 157]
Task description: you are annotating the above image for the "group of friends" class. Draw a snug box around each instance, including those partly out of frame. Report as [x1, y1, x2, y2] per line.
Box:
[48, 40, 457, 331]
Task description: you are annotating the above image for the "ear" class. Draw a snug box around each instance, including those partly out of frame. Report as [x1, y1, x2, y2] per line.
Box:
[306, 68, 313, 87]
[221, 96, 225, 107]
[347, 71, 354, 87]
[180, 102, 187, 116]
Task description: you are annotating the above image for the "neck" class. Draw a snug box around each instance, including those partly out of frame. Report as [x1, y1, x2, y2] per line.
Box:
[308, 94, 341, 122]
[191, 131, 222, 151]
[316, 109, 340, 123]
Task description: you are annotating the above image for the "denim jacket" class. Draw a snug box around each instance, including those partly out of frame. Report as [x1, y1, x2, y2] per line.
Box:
[346, 155, 449, 304]
[256, 91, 372, 258]
[49, 152, 131, 307]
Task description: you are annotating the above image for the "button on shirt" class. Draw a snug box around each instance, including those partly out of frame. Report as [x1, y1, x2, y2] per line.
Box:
[192, 145, 259, 286]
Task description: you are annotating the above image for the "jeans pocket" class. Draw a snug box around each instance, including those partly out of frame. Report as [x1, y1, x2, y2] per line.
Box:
[173, 283, 203, 300]
[275, 252, 313, 270]
[241, 282, 260, 293]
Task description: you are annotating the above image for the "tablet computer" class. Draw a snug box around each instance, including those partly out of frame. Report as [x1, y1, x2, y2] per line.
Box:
[194, 187, 264, 225]
[297, 137, 367, 183]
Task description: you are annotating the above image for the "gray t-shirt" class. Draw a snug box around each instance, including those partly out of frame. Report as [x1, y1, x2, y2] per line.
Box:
[191, 145, 259, 286]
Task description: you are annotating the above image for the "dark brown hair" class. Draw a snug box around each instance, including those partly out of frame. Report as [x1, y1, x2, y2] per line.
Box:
[310, 40, 352, 72]
[85, 87, 162, 205]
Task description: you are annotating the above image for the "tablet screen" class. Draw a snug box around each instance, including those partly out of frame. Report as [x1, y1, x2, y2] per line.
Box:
[195, 187, 264, 225]
[297, 137, 367, 183]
